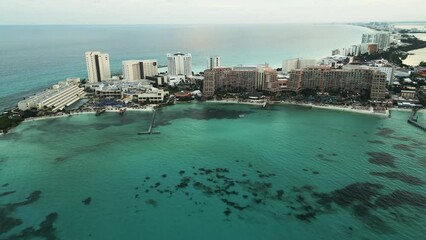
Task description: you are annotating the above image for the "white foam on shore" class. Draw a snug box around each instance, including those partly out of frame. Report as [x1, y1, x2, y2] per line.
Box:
[205, 99, 390, 116]
[275, 101, 392, 116]
[205, 100, 264, 106]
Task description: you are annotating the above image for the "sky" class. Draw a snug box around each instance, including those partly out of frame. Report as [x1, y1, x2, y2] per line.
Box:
[0, 0, 425, 25]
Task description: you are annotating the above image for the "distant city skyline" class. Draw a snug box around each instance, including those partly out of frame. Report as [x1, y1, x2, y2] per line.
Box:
[1, 0, 425, 25]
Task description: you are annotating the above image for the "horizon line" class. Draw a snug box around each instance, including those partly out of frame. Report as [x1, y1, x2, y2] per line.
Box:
[0, 21, 424, 26]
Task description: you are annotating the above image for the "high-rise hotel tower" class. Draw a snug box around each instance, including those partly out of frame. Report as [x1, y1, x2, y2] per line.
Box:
[122, 60, 158, 81]
[85, 51, 111, 83]
[209, 56, 221, 70]
[167, 53, 192, 76]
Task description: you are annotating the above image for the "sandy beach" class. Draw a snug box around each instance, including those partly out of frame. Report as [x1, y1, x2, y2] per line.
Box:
[205, 99, 390, 116]
[205, 99, 265, 106]
[275, 101, 389, 116]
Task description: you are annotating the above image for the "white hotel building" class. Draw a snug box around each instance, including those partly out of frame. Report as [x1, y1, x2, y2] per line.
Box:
[18, 78, 85, 111]
[122, 60, 158, 81]
[85, 51, 111, 83]
[282, 58, 317, 73]
[361, 32, 391, 50]
[209, 56, 221, 70]
[167, 53, 192, 76]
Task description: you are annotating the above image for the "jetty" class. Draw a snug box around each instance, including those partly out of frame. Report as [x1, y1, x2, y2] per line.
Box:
[138, 109, 160, 135]
[95, 108, 106, 116]
[407, 107, 426, 131]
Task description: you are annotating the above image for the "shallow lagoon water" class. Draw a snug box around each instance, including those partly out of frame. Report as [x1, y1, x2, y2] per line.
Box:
[0, 103, 425, 239]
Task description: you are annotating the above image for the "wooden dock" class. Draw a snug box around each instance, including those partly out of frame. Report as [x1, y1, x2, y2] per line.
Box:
[138, 110, 160, 135]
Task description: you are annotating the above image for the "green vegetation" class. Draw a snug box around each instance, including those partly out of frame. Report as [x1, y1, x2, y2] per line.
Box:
[0, 114, 23, 133]
[0, 110, 38, 133]
[356, 36, 426, 67]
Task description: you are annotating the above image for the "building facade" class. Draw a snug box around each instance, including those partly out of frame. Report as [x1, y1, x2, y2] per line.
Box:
[18, 79, 85, 111]
[85, 51, 111, 83]
[375, 32, 391, 50]
[209, 56, 221, 70]
[122, 60, 158, 81]
[282, 58, 317, 73]
[132, 89, 168, 103]
[167, 53, 192, 76]
[361, 33, 375, 44]
[361, 32, 390, 50]
[203, 67, 232, 96]
[203, 66, 278, 97]
[203, 70, 216, 97]
[288, 67, 387, 100]
[343, 65, 394, 85]
[370, 72, 387, 100]
[256, 66, 279, 92]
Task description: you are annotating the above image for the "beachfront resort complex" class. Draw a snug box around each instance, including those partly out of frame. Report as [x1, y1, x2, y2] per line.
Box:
[2, 0, 426, 237]
[1, 26, 425, 133]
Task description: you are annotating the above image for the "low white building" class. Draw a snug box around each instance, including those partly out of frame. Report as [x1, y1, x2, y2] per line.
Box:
[168, 75, 186, 86]
[395, 69, 411, 78]
[132, 88, 169, 103]
[94, 84, 122, 98]
[91, 80, 154, 98]
[18, 79, 85, 111]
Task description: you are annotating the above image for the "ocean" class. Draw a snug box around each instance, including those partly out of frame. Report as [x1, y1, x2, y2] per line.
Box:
[0, 24, 371, 110]
[0, 103, 425, 239]
[1, 24, 426, 240]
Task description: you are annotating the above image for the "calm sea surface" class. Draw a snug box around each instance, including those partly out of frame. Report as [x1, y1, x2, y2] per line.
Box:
[0, 103, 425, 239]
[0, 24, 371, 110]
[1, 24, 426, 240]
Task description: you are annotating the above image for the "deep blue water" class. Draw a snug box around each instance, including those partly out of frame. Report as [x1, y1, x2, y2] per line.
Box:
[0, 24, 372, 110]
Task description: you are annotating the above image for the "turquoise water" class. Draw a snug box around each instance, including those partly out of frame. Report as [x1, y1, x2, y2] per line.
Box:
[0, 24, 372, 110]
[1, 103, 425, 239]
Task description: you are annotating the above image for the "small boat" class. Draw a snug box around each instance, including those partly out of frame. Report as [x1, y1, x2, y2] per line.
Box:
[119, 108, 126, 116]
[239, 114, 245, 118]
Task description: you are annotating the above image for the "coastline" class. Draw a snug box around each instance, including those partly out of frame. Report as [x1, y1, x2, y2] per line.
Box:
[23, 107, 154, 122]
[275, 101, 387, 116]
[13, 101, 426, 124]
[1, 101, 424, 136]
[204, 99, 265, 106]
[205, 99, 390, 116]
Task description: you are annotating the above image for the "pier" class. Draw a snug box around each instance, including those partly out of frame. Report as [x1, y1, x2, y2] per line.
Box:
[95, 108, 106, 116]
[407, 107, 426, 131]
[138, 109, 160, 135]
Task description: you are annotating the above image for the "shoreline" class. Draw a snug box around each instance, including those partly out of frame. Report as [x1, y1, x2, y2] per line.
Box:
[23, 107, 154, 122]
[205, 99, 391, 116]
[204, 99, 265, 106]
[206, 99, 426, 115]
[2, 100, 424, 133]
